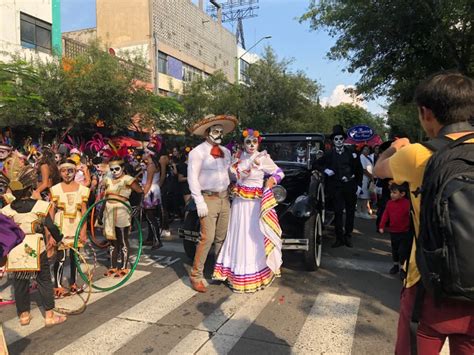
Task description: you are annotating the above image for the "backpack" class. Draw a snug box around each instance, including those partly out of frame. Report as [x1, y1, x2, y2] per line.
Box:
[416, 132, 474, 302]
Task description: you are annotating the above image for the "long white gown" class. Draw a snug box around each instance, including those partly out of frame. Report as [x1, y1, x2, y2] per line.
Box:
[213, 150, 284, 293]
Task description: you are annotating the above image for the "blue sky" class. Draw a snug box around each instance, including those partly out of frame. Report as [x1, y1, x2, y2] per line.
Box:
[61, 0, 386, 114]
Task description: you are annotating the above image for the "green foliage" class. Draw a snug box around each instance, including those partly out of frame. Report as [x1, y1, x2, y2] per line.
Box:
[300, 0, 474, 103]
[386, 103, 424, 142]
[0, 42, 183, 134]
[322, 104, 387, 137]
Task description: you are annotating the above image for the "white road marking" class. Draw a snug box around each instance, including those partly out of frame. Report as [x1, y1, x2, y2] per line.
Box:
[54, 277, 197, 354]
[293, 292, 360, 354]
[196, 287, 279, 355]
[324, 256, 393, 275]
[168, 292, 251, 354]
[3, 270, 150, 345]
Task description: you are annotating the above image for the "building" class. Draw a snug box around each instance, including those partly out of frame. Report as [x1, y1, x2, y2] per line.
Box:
[92, 0, 238, 95]
[0, 0, 55, 62]
[237, 46, 260, 85]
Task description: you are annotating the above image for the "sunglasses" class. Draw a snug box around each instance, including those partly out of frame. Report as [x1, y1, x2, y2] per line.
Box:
[110, 166, 122, 173]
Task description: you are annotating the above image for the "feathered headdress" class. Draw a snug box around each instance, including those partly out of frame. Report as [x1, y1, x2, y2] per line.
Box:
[102, 141, 130, 162]
[85, 133, 109, 155]
[2, 155, 36, 192]
[63, 135, 86, 155]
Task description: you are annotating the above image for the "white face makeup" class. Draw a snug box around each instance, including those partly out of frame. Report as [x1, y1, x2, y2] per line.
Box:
[333, 135, 345, 148]
[207, 124, 224, 145]
[109, 164, 123, 179]
[0, 147, 11, 160]
[244, 137, 259, 154]
[60, 167, 76, 183]
[297, 146, 306, 157]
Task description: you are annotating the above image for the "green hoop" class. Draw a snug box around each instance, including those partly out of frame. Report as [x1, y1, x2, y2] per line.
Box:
[73, 198, 143, 291]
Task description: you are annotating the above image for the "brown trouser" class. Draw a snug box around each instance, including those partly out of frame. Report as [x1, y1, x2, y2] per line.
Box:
[191, 194, 230, 281]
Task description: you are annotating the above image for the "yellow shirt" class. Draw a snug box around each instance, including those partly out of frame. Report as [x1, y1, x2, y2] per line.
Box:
[389, 132, 474, 288]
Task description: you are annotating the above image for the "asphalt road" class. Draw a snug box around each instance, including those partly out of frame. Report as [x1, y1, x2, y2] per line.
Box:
[0, 217, 415, 354]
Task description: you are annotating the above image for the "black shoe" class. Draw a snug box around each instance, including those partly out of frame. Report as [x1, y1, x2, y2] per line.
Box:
[331, 240, 344, 248]
[151, 242, 163, 250]
[344, 238, 353, 248]
[389, 265, 399, 274]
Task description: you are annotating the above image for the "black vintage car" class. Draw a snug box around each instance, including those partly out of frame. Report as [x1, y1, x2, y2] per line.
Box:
[178, 133, 327, 271]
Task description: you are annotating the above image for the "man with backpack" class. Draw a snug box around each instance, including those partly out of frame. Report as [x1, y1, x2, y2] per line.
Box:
[374, 71, 474, 354]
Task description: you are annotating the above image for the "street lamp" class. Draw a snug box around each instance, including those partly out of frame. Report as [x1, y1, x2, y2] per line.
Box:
[238, 35, 272, 60]
[236, 35, 271, 83]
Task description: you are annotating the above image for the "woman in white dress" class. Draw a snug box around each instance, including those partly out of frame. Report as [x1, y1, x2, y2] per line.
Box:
[213, 129, 284, 293]
[357, 145, 375, 219]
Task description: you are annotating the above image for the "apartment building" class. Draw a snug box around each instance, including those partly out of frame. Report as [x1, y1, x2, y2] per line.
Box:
[0, 0, 55, 62]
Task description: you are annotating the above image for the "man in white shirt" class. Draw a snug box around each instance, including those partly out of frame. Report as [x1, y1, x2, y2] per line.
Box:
[187, 114, 238, 293]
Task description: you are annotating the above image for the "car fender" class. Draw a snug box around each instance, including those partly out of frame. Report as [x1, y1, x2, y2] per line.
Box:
[288, 194, 316, 219]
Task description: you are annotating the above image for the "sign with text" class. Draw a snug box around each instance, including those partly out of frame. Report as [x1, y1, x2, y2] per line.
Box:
[347, 125, 375, 142]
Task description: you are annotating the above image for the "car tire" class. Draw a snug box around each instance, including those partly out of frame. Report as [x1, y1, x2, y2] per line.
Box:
[303, 212, 323, 271]
[182, 211, 200, 260]
[183, 239, 196, 260]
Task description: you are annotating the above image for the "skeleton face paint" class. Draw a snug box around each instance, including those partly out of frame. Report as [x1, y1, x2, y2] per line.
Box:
[244, 137, 259, 154]
[297, 146, 306, 158]
[333, 135, 345, 148]
[60, 167, 76, 183]
[109, 164, 123, 179]
[0, 147, 11, 160]
[55, 153, 63, 163]
[207, 124, 224, 145]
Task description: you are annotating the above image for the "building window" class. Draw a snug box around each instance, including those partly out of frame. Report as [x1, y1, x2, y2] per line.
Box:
[240, 58, 250, 83]
[20, 12, 52, 54]
[158, 52, 168, 74]
[182, 63, 202, 82]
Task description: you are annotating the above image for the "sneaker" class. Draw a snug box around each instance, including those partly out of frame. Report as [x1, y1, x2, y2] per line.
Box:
[360, 213, 373, 220]
[161, 230, 171, 238]
[389, 265, 399, 274]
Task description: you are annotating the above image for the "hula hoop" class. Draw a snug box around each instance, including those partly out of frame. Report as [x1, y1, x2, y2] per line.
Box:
[54, 245, 92, 315]
[89, 204, 110, 249]
[73, 198, 143, 292]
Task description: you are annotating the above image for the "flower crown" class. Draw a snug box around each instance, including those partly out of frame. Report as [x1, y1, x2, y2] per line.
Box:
[242, 128, 262, 142]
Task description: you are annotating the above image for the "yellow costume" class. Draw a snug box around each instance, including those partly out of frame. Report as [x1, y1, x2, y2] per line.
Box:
[50, 183, 90, 249]
[1, 200, 51, 275]
[103, 174, 135, 240]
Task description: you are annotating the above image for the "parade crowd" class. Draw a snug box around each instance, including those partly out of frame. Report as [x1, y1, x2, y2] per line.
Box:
[0, 71, 473, 353]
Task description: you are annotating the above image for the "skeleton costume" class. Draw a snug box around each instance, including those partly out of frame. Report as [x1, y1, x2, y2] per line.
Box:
[0, 143, 12, 172]
[187, 114, 237, 293]
[213, 129, 284, 293]
[50, 160, 90, 296]
[103, 157, 142, 277]
[314, 125, 363, 248]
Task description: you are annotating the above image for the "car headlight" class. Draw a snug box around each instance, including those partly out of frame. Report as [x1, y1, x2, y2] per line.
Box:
[272, 185, 287, 203]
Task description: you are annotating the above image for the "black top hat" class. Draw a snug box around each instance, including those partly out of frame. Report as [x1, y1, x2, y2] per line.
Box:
[330, 124, 347, 139]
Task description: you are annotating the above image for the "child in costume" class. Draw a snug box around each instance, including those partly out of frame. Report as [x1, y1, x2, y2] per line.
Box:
[50, 158, 90, 297]
[103, 157, 143, 277]
[0, 166, 66, 327]
[212, 128, 284, 293]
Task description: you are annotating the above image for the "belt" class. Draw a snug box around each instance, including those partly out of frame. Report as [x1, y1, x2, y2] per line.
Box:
[202, 190, 228, 198]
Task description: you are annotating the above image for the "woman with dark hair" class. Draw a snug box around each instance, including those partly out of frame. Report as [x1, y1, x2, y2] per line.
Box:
[142, 150, 163, 248]
[33, 148, 60, 200]
[103, 157, 143, 277]
[0, 165, 66, 326]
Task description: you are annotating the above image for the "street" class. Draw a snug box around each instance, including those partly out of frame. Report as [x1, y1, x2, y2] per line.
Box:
[0, 217, 409, 355]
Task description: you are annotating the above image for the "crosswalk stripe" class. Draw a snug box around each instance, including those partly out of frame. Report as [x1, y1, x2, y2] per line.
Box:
[195, 287, 279, 355]
[168, 292, 251, 354]
[3, 270, 150, 345]
[54, 277, 197, 354]
[293, 292, 360, 354]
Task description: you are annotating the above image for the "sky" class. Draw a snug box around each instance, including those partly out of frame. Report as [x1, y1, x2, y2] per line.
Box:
[61, 0, 387, 115]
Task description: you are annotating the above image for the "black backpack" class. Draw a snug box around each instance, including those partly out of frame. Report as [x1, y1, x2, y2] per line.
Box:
[416, 132, 474, 302]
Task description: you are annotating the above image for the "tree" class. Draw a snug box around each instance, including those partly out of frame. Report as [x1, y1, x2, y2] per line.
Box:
[321, 103, 387, 137]
[300, 0, 474, 103]
[0, 42, 184, 134]
[386, 103, 424, 142]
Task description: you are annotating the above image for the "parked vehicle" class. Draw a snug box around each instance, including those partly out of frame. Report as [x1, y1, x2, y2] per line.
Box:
[178, 133, 327, 271]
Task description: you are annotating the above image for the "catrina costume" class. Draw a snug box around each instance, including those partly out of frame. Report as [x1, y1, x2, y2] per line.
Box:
[50, 162, 90, 296]
[212, 129, 284, 293]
